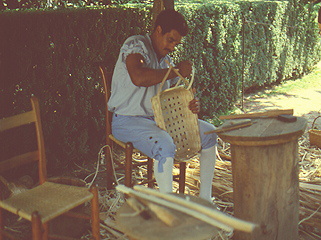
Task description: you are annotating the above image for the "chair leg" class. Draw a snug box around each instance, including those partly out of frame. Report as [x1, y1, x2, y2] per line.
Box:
[147, 157, 154, 188]
[31, 211, 42, 240]
[90, 186, 101, 240]
[105, 138, 115, 189]
[179, 162, 186, 194]
[0, 208, 3, 240]
[43, 222, 49, 240]
[0, 209, 16, 240]
[125, 143, 133, 188]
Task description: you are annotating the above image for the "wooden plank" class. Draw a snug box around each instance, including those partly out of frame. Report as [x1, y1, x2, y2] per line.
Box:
[118, 185, 257, 233]
[0, 111, 36, 132]
[117, 197, 218, 240]
[205, 121, 253, 134]
[0, 151, 38, 172]
[219, 109, 294, 120]
[117, 185, 232, 232]
[218, 118, 307, 146]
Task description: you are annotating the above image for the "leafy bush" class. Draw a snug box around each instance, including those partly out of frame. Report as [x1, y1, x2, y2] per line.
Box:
[0, 7, 151, 172]
[174, 1, 321, 118]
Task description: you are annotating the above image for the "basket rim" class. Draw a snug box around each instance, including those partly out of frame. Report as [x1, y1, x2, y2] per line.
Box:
[309, 129, 321, 134]
[311, 116, 321, 129]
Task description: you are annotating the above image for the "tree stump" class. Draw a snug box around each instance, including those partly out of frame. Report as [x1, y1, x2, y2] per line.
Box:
[218, 117, 307, 240]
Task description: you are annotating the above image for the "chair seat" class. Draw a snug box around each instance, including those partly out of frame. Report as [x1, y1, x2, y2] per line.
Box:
[0, 182, 93, 223]
[109, 134, 140, 154]
[109, 134, 150, 161]
[110, 133, 191, 163]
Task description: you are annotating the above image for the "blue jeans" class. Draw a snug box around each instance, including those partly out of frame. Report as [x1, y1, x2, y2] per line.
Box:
[112, 114, 217, 171]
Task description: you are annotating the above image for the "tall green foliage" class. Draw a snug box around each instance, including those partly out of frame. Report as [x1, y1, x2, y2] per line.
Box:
[0, 7, 151, 172]
[174, 1, 321, 117]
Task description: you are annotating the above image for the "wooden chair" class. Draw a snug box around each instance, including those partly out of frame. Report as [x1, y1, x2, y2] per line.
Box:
[98, 63, 187, 193]
[0, 97, 100, 240]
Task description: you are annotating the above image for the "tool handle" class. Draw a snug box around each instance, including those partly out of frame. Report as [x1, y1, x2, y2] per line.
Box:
[204, 121, 253, 134]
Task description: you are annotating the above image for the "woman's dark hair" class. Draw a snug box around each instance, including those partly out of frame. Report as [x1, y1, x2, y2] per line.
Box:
[154, 9, 189, 36]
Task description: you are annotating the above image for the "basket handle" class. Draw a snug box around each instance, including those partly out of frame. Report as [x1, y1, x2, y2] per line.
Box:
[157, 60, 194, 95]
[311, 116, 321, 129]
[172, 66, 195, 91]
[165, 60, 194, 89]
[157, 65, 173, 95]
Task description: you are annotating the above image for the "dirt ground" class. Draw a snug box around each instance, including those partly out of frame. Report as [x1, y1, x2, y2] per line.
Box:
[241, 60, 321, 130]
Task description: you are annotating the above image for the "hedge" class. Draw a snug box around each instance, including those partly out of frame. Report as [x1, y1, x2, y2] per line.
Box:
[175, 1, 321, 117]
[0, 7, 151, 172]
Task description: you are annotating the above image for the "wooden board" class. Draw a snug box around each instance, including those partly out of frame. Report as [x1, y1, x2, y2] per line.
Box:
[219, 109, 294, 120]
[218, 117, 307, 146]
[116, 194, 218, 240]
[205, 119, 253, 134]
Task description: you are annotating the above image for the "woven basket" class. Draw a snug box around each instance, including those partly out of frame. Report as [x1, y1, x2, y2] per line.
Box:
[151, 62, 201, 161]
[309, 116, 321, 148]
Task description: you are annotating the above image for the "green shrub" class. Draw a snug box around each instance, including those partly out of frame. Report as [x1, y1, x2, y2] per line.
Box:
[0, 7, 151, 172]
[174, 1, 321, 118]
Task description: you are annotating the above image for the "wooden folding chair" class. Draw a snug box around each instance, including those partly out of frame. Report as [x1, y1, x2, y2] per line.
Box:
[0, 97, 100, 240]
[98, 63, 187, 193]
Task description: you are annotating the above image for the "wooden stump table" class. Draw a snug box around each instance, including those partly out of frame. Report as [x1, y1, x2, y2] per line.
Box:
[217, 117, 307, 240]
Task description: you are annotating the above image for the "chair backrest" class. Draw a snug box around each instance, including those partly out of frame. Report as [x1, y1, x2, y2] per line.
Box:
[0, 97, 47, 184]
[98, 64, 113, 138]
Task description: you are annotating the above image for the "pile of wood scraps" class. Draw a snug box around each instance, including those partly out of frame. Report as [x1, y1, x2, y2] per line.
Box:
[115, 185, 256, 240]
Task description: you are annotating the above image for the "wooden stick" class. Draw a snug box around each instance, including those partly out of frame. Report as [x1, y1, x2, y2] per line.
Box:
[164, 59, 190, 86]
[117, 185, 257, 233]
[126, 197, 146, 213]
[300, 182, 321, 192]
[133, 186, 257, 232]
[205, 122, 253, 134]
[127, 197, 181, 226]
[144, 201, 181, 227]
[100, 222, 125, 238]
[219, 109, 294, 120]
[117, 185, 233, 232]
